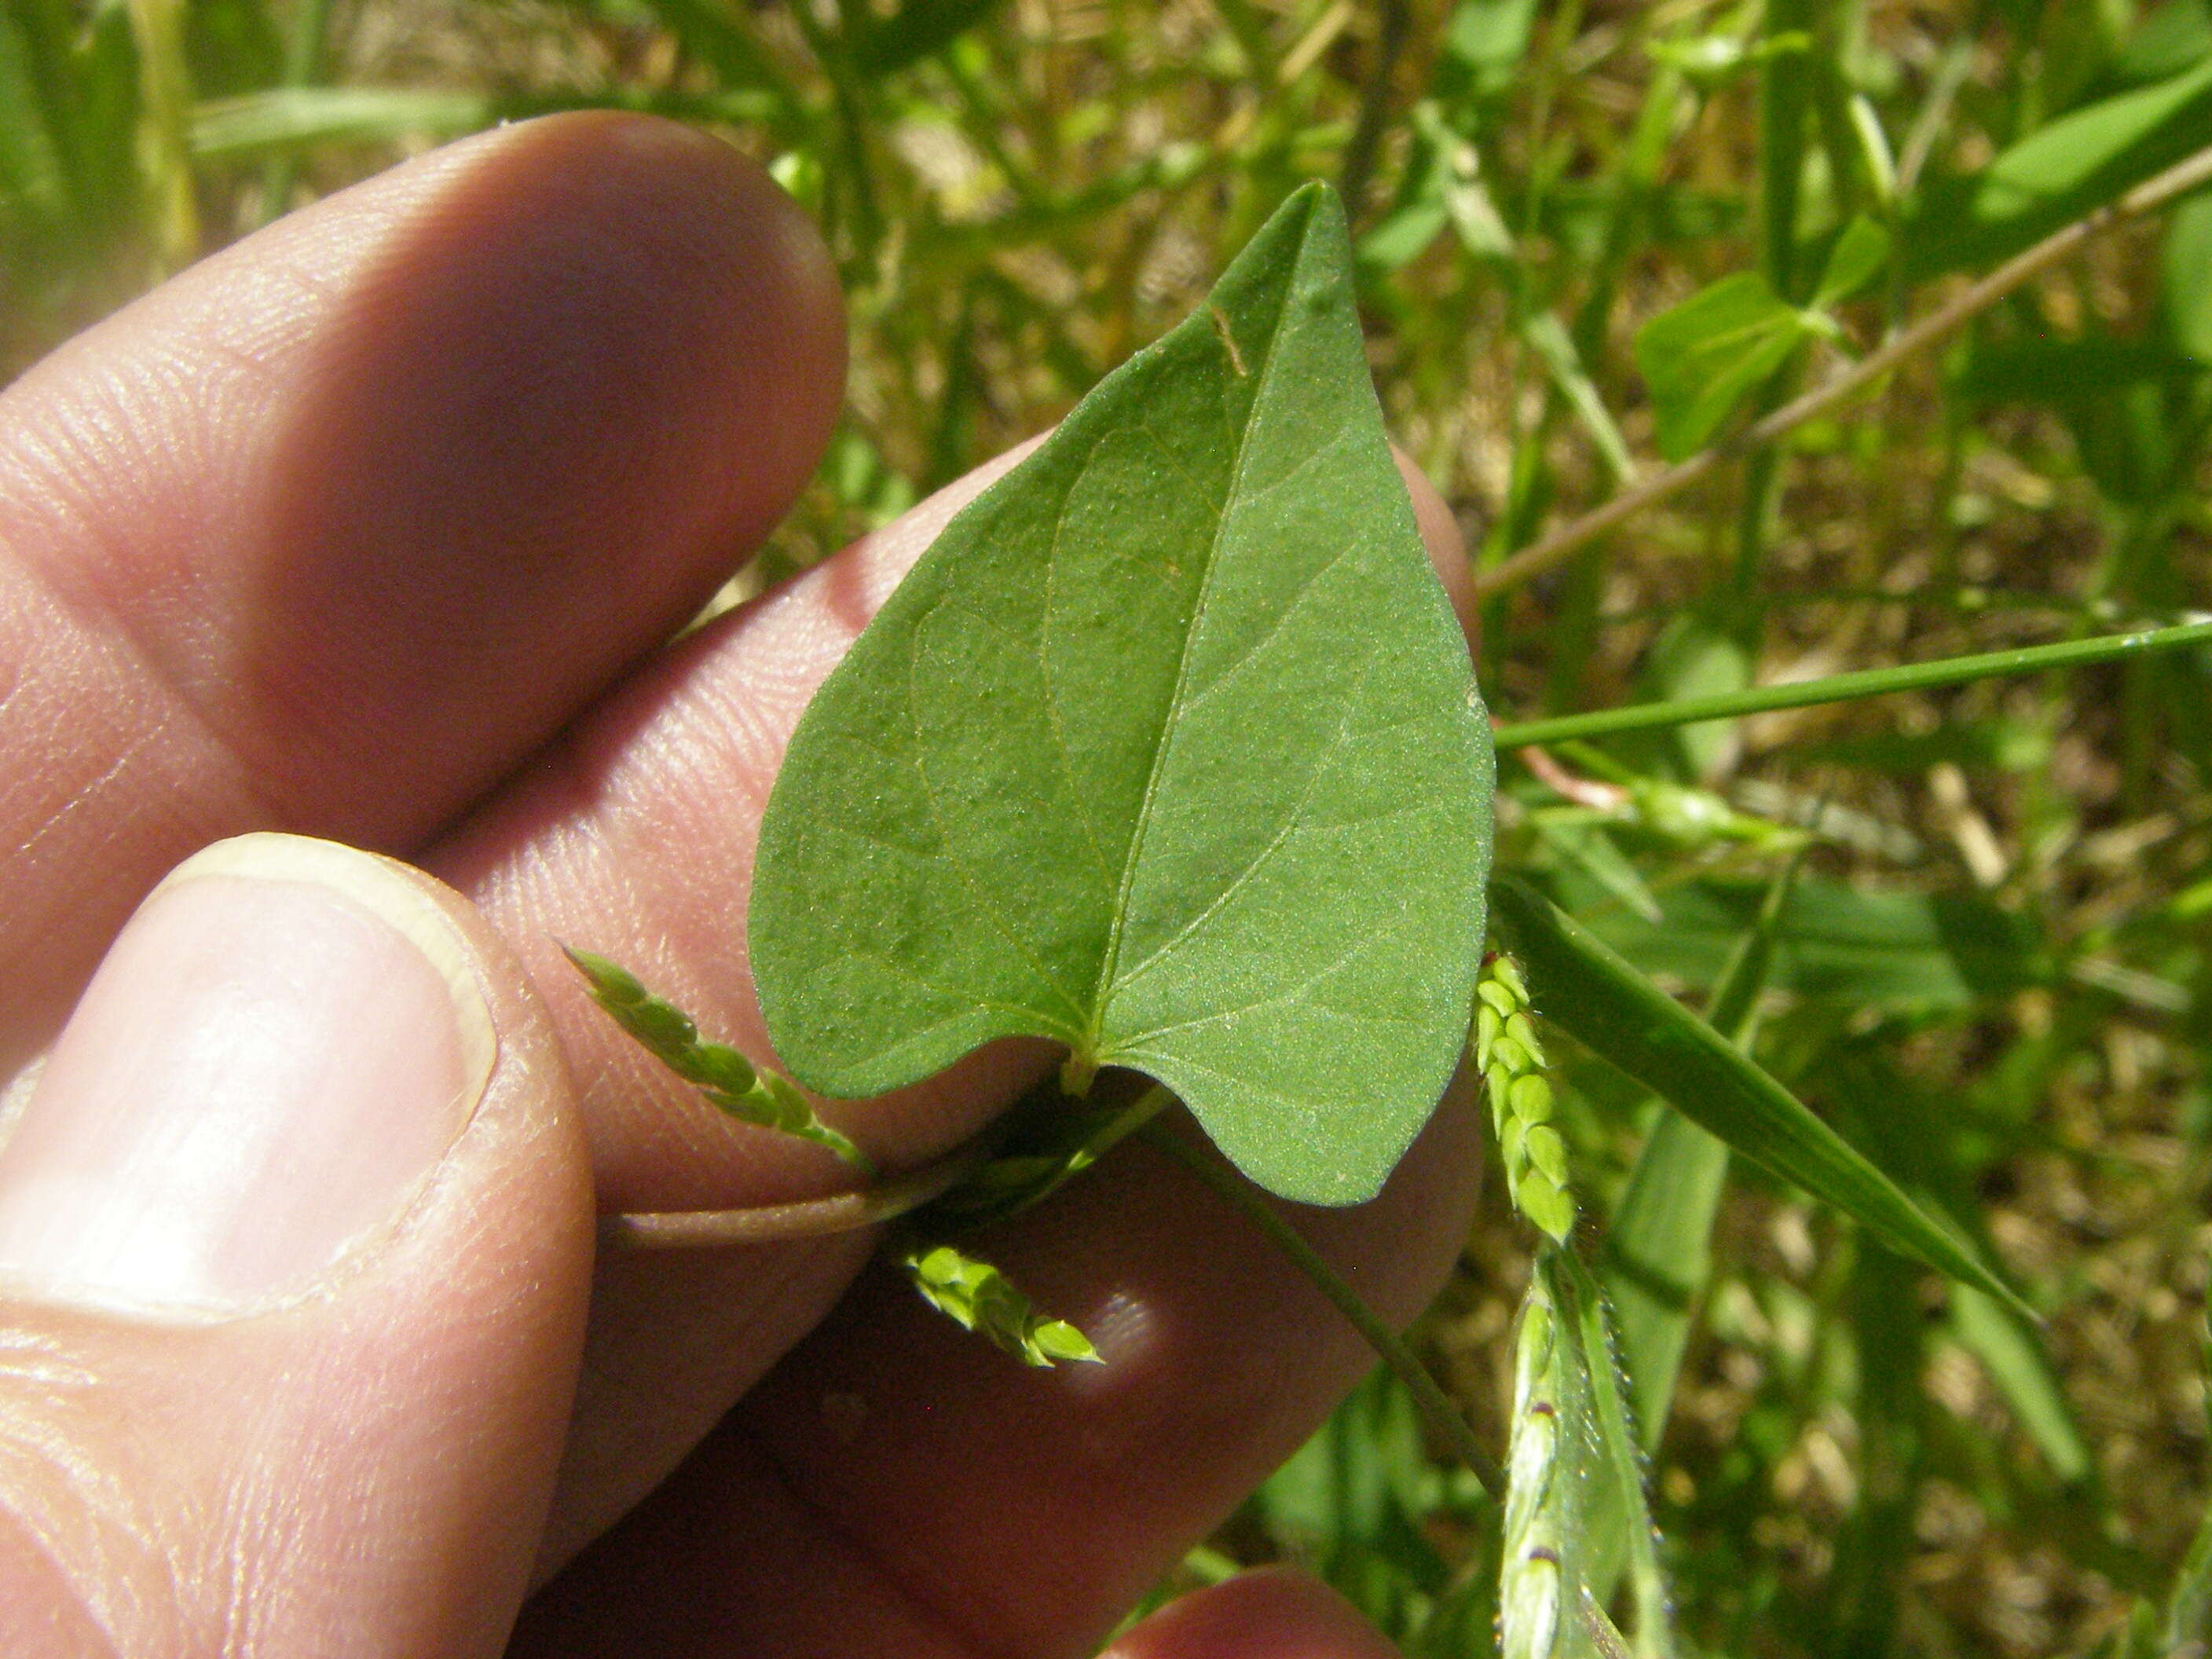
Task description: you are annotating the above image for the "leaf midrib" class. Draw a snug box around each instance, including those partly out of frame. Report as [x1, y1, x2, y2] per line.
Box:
[1080, 214, 1311, 1063]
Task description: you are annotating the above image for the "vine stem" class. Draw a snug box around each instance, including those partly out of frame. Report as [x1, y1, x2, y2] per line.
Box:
[1476, 138, 2212, 599]
[601, 1082, 1181, 1251]
[1137, 1119, 1507, 1500]
[1493, 616, 2212, 748]
[599, 1138, 991, 1251]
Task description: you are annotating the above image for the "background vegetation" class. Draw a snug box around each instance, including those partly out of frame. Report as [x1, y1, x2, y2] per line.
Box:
[7, 0, 2212, 1653]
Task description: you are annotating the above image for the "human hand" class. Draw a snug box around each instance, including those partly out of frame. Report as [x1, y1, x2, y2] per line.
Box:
[0, 114, 1480, 1657]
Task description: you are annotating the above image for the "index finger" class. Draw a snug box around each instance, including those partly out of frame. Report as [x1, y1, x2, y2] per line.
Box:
[0, 114, 843, 1069]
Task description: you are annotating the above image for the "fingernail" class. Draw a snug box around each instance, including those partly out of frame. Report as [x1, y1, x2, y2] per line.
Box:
[0, 834, 496, 1317]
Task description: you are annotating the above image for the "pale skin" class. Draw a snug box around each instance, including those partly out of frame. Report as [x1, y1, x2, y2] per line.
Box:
[0, 113, 1483, 1657]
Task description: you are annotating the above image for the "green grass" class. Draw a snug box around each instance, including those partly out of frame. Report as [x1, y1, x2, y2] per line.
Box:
[11, 2, 2212, 1653]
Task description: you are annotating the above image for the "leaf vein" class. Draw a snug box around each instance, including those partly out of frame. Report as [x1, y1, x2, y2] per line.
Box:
[1115, 912, 1433, 1049]
[1111, 646, 1385, 992]
[1085, 219, 1324, 1047]
[1040, 434, 1141, 895]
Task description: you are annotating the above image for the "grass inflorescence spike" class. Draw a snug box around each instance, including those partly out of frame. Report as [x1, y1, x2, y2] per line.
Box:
[1502, 1269, 1571, 1659]
[564, 946, 876, 1177]
[1475, 952, 1575, 1243]
[894, 1236, 1101, 1368]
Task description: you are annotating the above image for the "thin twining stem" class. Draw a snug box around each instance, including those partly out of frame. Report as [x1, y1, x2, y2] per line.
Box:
[1477, 140, 2212, 599]
[602, 1082, 1180, 1250]
[601, 1139, 991, 1251]
[1138, 1119, 1507, 1500]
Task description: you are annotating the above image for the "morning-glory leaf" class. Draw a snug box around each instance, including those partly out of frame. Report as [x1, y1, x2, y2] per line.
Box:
[750, 183, 1494, 1206]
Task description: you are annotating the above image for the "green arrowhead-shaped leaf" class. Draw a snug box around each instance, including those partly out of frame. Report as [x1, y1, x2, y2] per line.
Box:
[750, 184, 1494, 1205]
[1906, 53, 2212, 280]
[1811, 214, 1892, 309]
[1633, 271, 1815, 461]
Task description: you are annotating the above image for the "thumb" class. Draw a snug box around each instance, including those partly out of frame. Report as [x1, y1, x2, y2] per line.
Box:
[0, 833, 595, 1657]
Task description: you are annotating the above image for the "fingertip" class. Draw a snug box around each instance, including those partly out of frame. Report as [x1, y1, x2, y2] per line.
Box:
[1106, 1568, 1403, 1659]
[0, 112, 850, 862]
[306, 110, 848, 544]
[247, 111, 850, 809]
[1391, 446, 1478, 654]
[533, 112, 848, 529]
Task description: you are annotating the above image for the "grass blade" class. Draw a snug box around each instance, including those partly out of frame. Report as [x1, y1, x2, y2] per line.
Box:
[192, 87, 490, 157]
[1555, 1249, 1676, 1659]
[0, 9, 69, 222]
[1950, 1284, 2093, 1486]
[1602, 847, 1798, 1445]
[1490, 877, 2030, 1316]
[1602, 1115, 1729, 1451]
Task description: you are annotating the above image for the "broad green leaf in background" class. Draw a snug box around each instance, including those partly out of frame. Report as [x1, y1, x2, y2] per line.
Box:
[2117, 0, 2212, 85]
[2166, 189, 2212, 363]
[1489, 877, 2029, 1312]
[1811, 214, 1892, 308]
[1634, 271, 1815, 460]
[1557, 871, 2046, 1012]
[1445, 0, 1538, 93]
[1636, 611, 1751, 781]
[750, 184, 1495, 1206]
[1906, 51, 2212, 277]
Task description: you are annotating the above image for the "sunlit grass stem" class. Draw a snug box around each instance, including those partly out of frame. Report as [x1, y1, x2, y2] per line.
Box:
[1493, 617, 2212, 749]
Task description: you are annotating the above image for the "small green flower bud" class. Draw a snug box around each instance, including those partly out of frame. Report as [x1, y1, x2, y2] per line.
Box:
[1522, 1178, 1575, 1244]
[1509, 1073, 1555, 1125]
[1525, 1124, 1569, 1185]
[1492, 954, 1529, 1004]
[1505, 1010, 1544, 1068]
